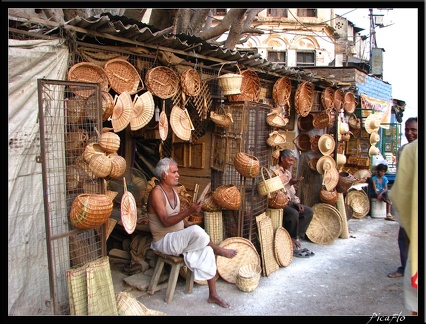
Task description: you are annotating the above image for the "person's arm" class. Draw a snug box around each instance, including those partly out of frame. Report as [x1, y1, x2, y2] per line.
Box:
[148, 186, 201, 227]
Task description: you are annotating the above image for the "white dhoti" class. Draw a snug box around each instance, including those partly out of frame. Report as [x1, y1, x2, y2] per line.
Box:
[151, 225, 216, 281]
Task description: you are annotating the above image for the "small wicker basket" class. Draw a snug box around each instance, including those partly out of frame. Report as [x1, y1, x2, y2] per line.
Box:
[70, 194, 113, 230]
[145, 66, 179, 99]
[212, 185, 241, 211]
[98, 131, 120, 153]
[267, 189, 289, 209]
[108, 153, 127, 179]
[236, 264, 261, 292]
[201, 192, 222, 212]
[234, 152, 260, 178]
[217, 64, 243, 96]
[257, 167, 284, 197]
[88, 154, 112, 178]
[210, 111, 234, 127]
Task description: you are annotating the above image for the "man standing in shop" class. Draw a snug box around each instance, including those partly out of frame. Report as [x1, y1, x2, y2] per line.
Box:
[387, 117, 417, 279]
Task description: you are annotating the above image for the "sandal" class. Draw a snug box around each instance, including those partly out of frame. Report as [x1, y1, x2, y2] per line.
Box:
[385, 214, 396, 221]
[293, 249, 313, 258]
[388, 271, 403, 278]
[301, 248, 315, 256]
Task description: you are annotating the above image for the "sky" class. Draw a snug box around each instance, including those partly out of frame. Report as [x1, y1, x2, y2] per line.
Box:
[334, 8, 420, 134]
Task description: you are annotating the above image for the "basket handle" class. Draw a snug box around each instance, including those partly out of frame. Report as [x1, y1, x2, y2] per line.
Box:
[261, 166, 272, 181]
[217, 62, 241, 77]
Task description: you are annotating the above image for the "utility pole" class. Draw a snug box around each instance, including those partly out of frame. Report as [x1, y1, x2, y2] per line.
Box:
[368, 8, 377, 74]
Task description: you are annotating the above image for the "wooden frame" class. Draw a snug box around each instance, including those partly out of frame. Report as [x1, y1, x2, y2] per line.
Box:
[172, 142, 188, 167]
[211, 133, 227, 171]
[189, 143, 205, 169]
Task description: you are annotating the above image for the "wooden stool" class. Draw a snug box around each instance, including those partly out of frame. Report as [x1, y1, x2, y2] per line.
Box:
[147, 251, 194, 304]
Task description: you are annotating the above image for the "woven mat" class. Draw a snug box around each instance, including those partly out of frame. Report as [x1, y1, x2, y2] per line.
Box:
[266, 208, 283, 232]
[306, 204, 342, 245]
[274, 227, 293, 267]
[256, 213, 279, 277]
[217, 237, 260, 284]
[336, 192, 349, 238]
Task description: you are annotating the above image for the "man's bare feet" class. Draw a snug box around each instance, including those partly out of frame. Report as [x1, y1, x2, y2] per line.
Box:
[208, 295, 230, 308]
[216, 247, 238, 258]
[291, 238, 301, 250]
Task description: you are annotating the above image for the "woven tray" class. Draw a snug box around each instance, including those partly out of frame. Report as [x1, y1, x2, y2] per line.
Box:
[321, 87, 335, 110]
[274, 227, 293, 267]
[256, 213, 279, 277]
[216, 237, 260, 284]
[306, 203, 342, 244]
[228, 70, 261, 102]
[67, 62, 110, 98]
[145, 66, 179, 99]
[345, 189, 370, 218]
[295, 81, 314, 117]
[273, 76, 292, 106]
[104, 58, 144, 95]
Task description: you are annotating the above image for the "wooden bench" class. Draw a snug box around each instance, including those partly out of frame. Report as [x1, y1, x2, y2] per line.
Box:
[147, 251, 194, 304]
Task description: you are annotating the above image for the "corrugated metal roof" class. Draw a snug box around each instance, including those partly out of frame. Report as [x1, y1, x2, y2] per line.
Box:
[39, 13, 329, 84]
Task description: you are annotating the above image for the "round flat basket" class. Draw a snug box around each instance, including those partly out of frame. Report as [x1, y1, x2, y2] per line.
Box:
[216, 237, 261, 284]
[333, 89, 345, 111]
[145, 66, 179, 99]
[121, 178, 137, 234]
[228, 70, 261, 102]
[306, 203, 342, 244]
[273, 76, 292, 106]
[170, 105, 192, 141]
[274, 227, 293, 267]
[321, 87, 335, 110]
[345, 189, 370, 218]
[313, 111, 331, 129]
[104, 58, 144, 95]
[67, 62, 109, 98]
[181, 68, 201, 97]
[295, 81, 314, 117]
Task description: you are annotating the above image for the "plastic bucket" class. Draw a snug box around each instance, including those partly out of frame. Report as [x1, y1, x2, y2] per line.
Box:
[371, 198, 386, 218]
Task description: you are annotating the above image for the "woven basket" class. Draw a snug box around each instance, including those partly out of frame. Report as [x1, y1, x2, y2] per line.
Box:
[145, 66, 179, 99]
[210, 111, 233, 127]
[236, 264, 261, 292]
[201, 192, 222, 212]
[181, 68, 201, 96]
[98, 131, 120, 153]
[66, 129, 89, 155]
[67, 62, 110, 98]
[65, 97, 86, 124]
[266, 208, 283, 232]
[306, 203, 342, 244]
[266, 131, 287, 147]
[88, 154, 112, 178]
[204, 211, 223, 244]
[345, 189, 370, 218]
[266, 113, 289, 128]
[348, 114, 361, 130]
[336, 171, 356, 193]
[267, 189, 289, 209]
[334, 89, 344, 111]
[228, 69, 261, 102]
[66, 165, 83, 190]
[344, 91, 357, 114]
[313, 111, 331, 129]
[295, 81, 314, 117]
[108, 153, 127, 179]
[212, 184, 241, 211]
[272, 76, 292, 106]
[293, 133, 311, 151]
[83, 143, 106, 163]
[104, 58, 143, 95]
[257, 167, 284, 197]
[319, 188, 338, 205]
[217, 64, 243, 96]
[297, 113, 314, 132]
[234, 152, 260, 178]
[70, 194, 113, 229]
[321, 87, 335, 110]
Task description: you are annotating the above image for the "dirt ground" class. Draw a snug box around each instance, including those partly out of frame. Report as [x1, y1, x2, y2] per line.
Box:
[110, 216, 417, 317]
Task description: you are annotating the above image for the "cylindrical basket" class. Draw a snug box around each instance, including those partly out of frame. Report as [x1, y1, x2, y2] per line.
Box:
[70, 194, 113, 229]
[236, 264, 261, 292]
[217, 64, 243, 96]
[257, 167, 284, 197]
[212, 185, 241, 211]
[203, 211, 223, 245]
[234, 152, 260, 178]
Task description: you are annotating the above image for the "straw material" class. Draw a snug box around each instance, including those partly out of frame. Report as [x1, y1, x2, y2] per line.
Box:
[70, 194, 113, 230]
[306, 203, 342, 244]
[344, 91, 357, 114]
[158, 110, 168, 141]
[267, 189, 289, 209]
[170, 106, 192, 141]
[112, 92, 132, 132]
[353, 169, 372, 183]
[210, 111, 233, 127]
[348, 114, 361, 130]
[318, 134, 335, 156]
[145, 66, 179, 99]
[321, 87, 335, 110]
[88, 154, 112, 178]
[295, 81, 314, 117]
[228, 69, 261, 102]
[101, 91, 115, 121]
[266, 208, 283, 232]
[116, 292, 166, 316]
[83, 143, 106, 163]
[217, 237, 260, 284]
[293, 133, 311, 151]
[65, 97, 86, 124]
[313, 111, 331, 129]
[66, 129, 89, 155]
[108, 153, 127, 179]
[336, 192, 349, 239]
[121, 178, 137, 234]
[368, 145, 380, 157]
[236, 264, 261, 292]
[266, 113, 289, 128]
[272, 76, 292, 106]
[201, 192, 222, 212]
[256, 213, 280, 277]
[365, 113, 383, 134]
[181, 68, 201, 96]
[203, 211, 223, 245]
[274, 226, 293, 267]
[217, 64, 243, 96]
[316, 155, 336, 174]
[297, 113, 314, 132]
[345, 189, 370, 218]
[319, 188, 338, 205]
[336, 172, 356, 193]
[67, 62, 109, 98]
[310, 134, 321, 153]
[234, 152, 260, 178]
[266, 130, 287, 147]
[322, 167, 339, 191]
[130, 91, 155, 131]
[333, 89, 344, 111]
[67, 165, 83, 190]
[212, 184, 241, 210]
[98, 131, 120, 153]
[370, 131, 381, 145]
[104, 58, 143, 95]
[257, 166, 284, 197]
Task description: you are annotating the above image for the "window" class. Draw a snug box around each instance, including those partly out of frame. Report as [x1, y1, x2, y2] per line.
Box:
[214, 9, 227, 16]
[296, 51, 315, 67]
[297, 9, 317, 17]
[267, 9, 288, 18]
[268, 51, 286, 64]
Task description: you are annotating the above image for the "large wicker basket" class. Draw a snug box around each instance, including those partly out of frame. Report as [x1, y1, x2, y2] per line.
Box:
[104, 58, 144, 95]
[257, 167, 284, 197]
[234, 152, 260, 178]
[212, 184, 241, 211]
[228, 69, 261, 102]
[70, 194, 113, 229]
[145, 66, 179, 99]
[67, 62, 110, 98]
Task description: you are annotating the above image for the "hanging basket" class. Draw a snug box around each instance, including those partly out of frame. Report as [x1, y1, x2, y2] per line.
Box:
[257, 167, 284, 197]
[70, 194, 113, 230]
[212, 184, 241, 210]
[268, 189, 289, 209]
[233, 152, 260, 178]
[336, 172, 356, 193]
[217, 64, 243, 96]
